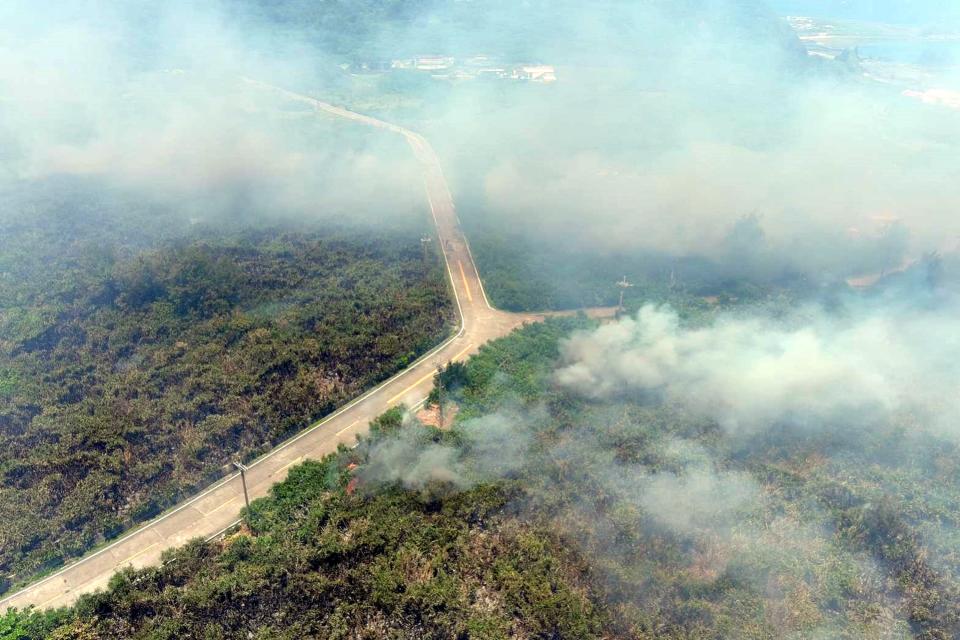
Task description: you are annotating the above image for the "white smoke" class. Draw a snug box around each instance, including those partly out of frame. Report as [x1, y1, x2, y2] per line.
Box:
[360, 410, 536, 491]
[0, 0, 424, 223]
[555, 303, 960, 436]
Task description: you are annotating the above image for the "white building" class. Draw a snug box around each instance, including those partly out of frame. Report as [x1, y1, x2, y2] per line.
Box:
[513, 65, 557, 83]
[415, 56, 455, 71]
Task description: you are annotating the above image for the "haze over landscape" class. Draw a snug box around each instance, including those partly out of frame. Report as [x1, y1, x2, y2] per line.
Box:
[2, 1, 960, 638]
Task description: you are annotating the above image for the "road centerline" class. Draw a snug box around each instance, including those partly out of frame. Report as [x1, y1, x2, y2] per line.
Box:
[388, 370, 439, 405]
[335, 419, 360, 436]
[4, 80, 544, 613]
[199, 496, 240, 518]
[458, 261, 474, 302]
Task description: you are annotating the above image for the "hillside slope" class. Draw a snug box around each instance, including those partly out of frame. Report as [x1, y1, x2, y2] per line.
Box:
[10, 312, 960, 638]
[0, 176, 453, 592]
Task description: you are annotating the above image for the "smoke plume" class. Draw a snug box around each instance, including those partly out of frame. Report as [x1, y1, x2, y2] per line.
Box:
[555, 303, 960, 437]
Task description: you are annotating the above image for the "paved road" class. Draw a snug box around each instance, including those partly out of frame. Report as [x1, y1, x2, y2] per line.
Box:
[0, 83, 554, 611]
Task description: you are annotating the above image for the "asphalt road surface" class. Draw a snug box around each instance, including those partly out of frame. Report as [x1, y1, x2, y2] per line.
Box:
[0, 82, 570, 611]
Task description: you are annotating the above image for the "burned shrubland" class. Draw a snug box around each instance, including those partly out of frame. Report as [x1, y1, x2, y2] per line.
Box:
[3, 0, 960, 637]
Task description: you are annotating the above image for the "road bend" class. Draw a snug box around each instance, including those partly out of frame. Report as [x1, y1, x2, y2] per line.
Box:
[1, 82, 551, 611]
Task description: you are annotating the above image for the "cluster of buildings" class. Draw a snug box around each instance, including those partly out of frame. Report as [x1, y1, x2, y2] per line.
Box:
[348, 55, 557, 83]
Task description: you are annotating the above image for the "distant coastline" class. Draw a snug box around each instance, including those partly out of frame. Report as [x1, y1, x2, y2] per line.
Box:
[856, 39, 960, 66]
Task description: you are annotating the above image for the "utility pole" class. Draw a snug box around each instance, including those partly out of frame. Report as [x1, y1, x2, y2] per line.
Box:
[436, 363, 445, 428]
[616, 276, 634, 315]
[420, 236, 433, 261]
[233, 461, 250, 511]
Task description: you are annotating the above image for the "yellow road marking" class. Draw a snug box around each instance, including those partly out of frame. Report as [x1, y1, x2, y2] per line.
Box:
[272, 456, 304, 477]
[335, 419, 359, 436]
[35, 539, 161, 609]
[199, 495, 239, 517]
[16, 87, 492, 612]
[388, 370, 438, 405]
[386, 343, 475, 406]
[449, 343, 475, 363]
[458, 261, 474, 302]
[35, 583, 70, 609]
[115, 542, 160, 567]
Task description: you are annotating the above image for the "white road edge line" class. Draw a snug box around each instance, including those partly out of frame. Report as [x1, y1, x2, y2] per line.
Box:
[0, 81, 470, 610]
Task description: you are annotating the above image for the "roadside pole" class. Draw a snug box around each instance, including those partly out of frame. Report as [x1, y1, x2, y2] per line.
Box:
[233, 461, 251, 511]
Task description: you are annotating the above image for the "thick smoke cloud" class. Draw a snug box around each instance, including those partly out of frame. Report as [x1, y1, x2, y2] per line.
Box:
[5, 0, 959, 277]
[477, 109, 960, 273]
[356, 369, 912, 632]
[400, 0, 960, 279]
[0, 0, 423, 224]
[555, 303, 960, 437]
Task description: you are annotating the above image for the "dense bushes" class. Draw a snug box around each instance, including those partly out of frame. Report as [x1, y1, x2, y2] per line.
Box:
[461, 217, 799, 313]
[8, 311, 960, 639]
[10, 459, 604, 639]
[0, 183, 453, 589]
